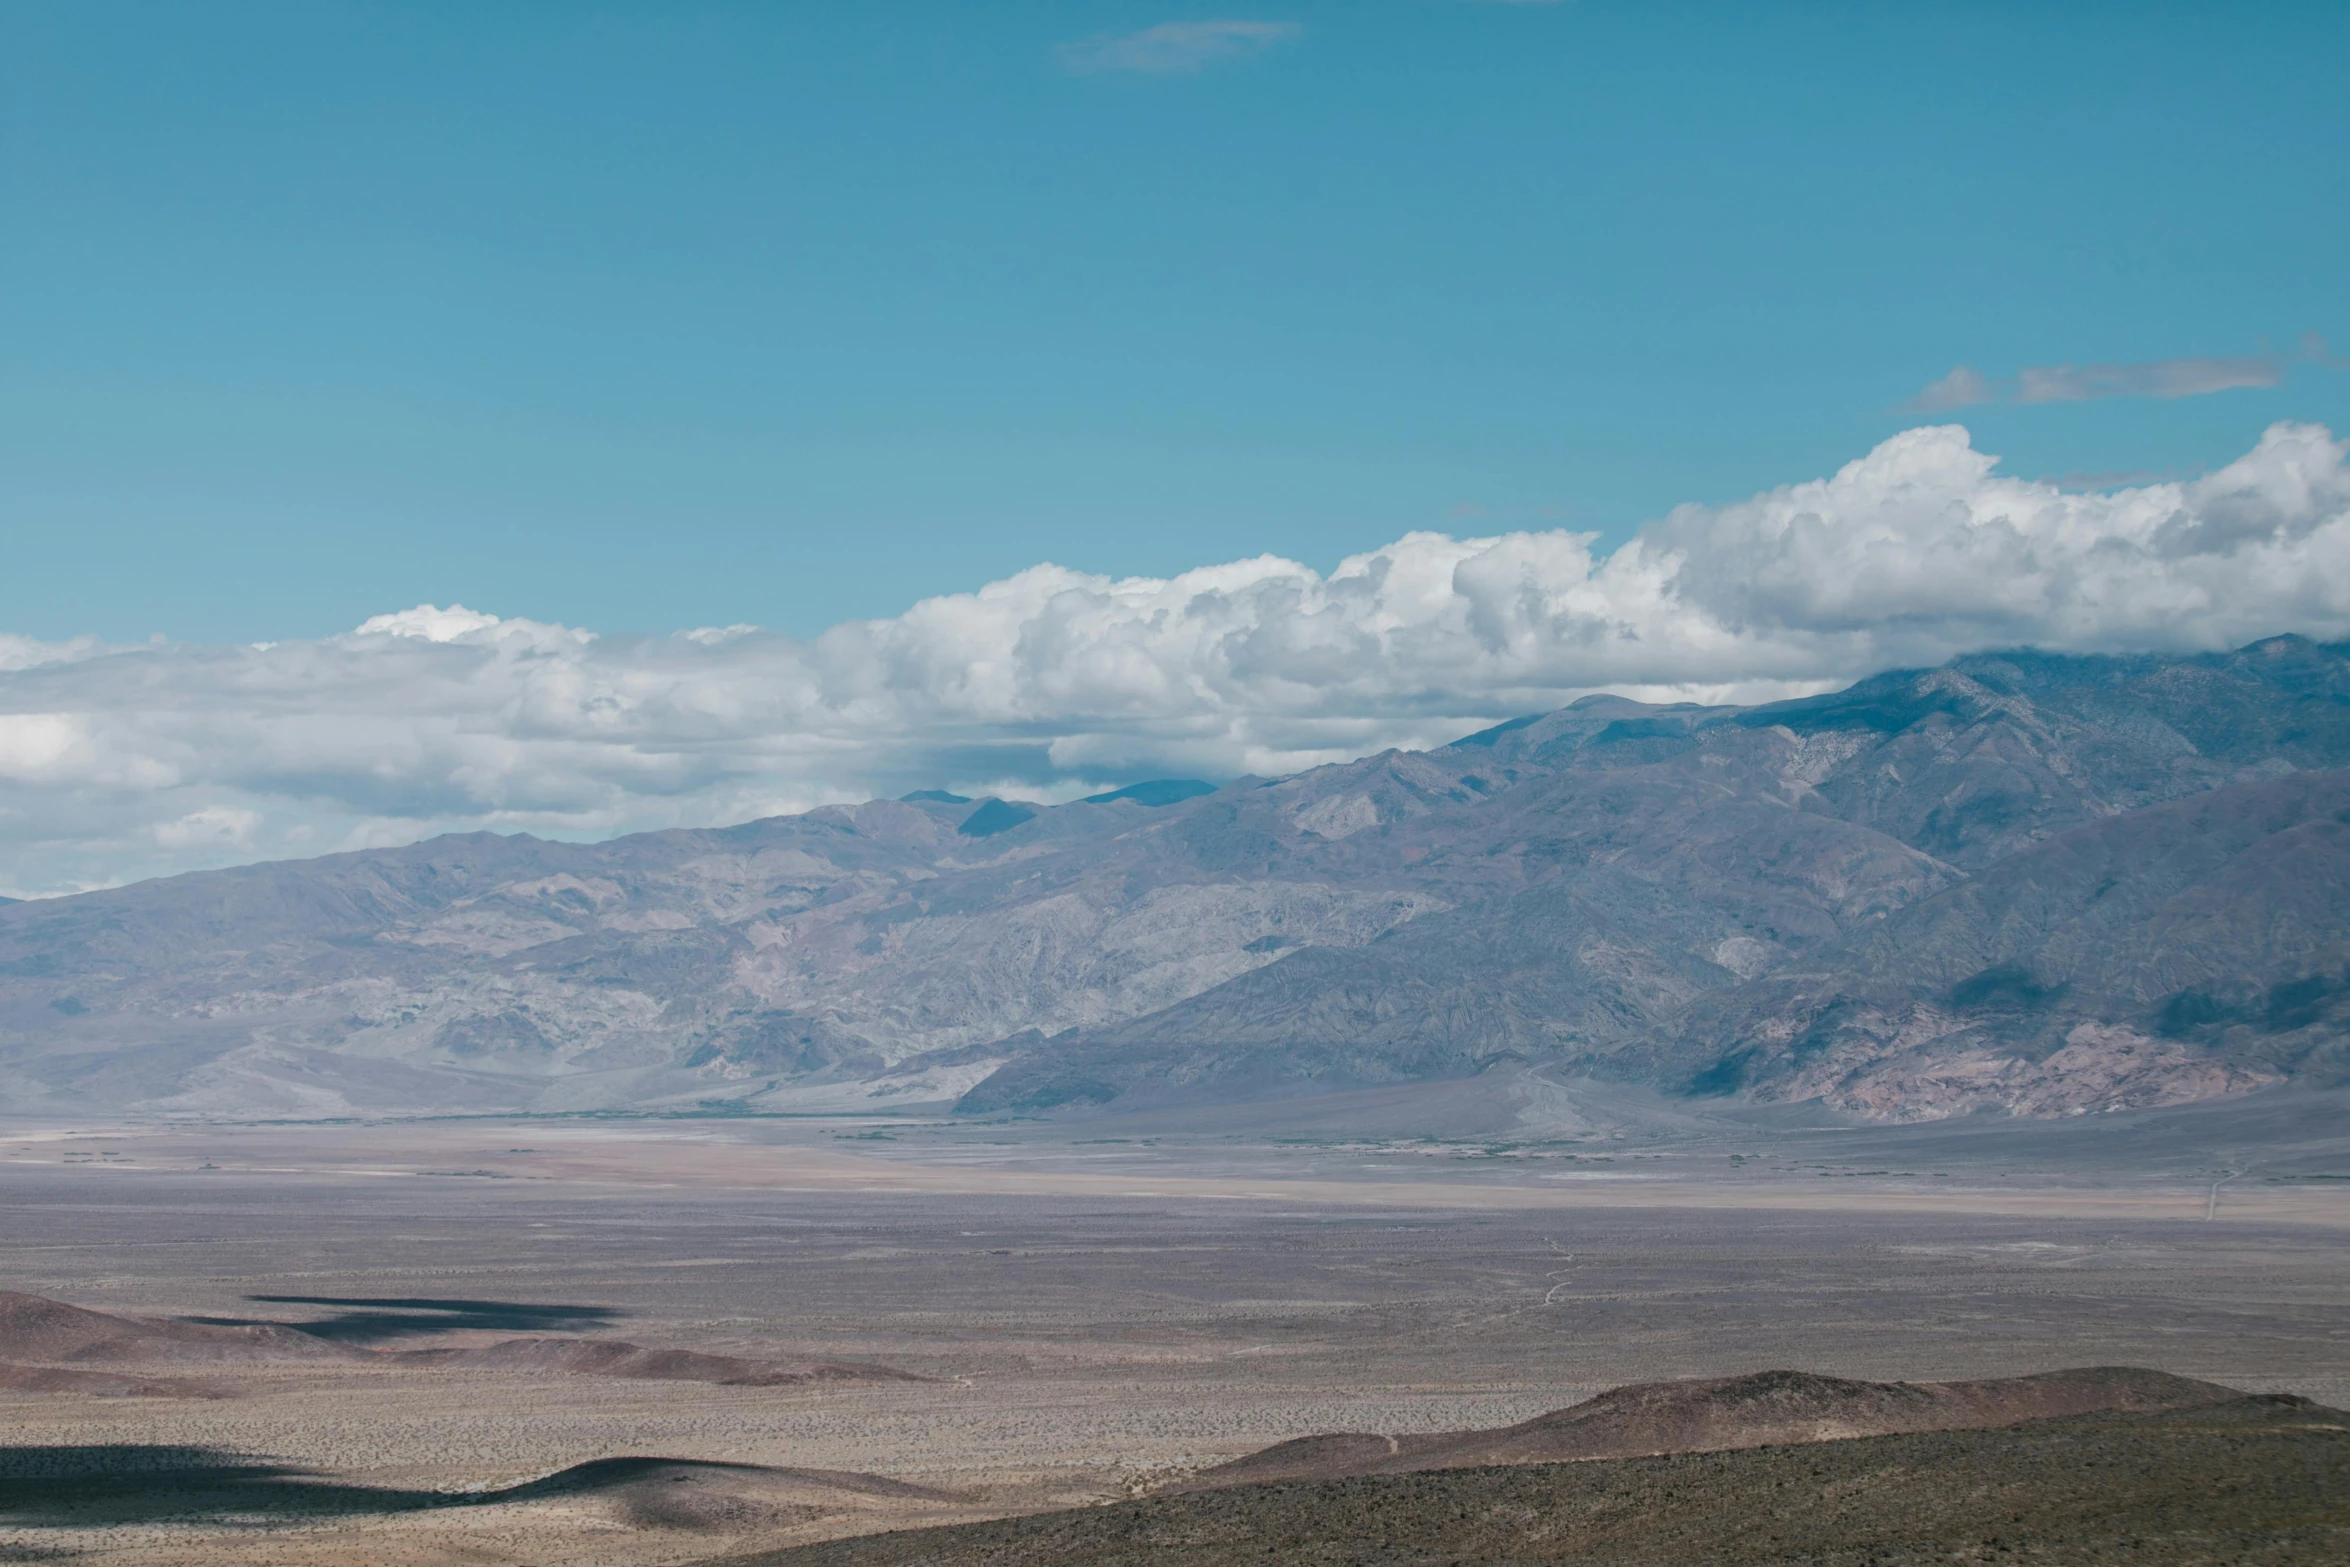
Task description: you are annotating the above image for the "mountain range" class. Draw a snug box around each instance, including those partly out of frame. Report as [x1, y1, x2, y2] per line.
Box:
[3, 634, 2347, 1123]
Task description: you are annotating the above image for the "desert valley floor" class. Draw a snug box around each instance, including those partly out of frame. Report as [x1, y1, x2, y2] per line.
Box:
[3, 1078, 2348, 1564]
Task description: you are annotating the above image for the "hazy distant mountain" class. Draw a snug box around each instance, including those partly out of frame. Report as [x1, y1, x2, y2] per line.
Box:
[2, 635, 2347, 1121]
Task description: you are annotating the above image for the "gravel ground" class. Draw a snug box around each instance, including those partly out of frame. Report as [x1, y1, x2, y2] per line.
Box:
[1, 1119, 2345, 1564]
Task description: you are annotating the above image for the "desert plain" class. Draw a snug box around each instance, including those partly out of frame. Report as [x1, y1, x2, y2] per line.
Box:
[1, 1075, 2347, 1564]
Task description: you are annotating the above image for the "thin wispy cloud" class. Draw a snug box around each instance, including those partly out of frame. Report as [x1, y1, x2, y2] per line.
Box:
[1909, 366, 1996, 413]
[2015, 356, 2281, 404]
[1907, 338, 2339, 413]
[1057, 19, 1302, 75]
[6, 422, 2350, 897]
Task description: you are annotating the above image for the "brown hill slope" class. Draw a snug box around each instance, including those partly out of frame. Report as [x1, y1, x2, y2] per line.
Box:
[0, 1291, 918, 1388]
[709, 1395, 2350, 1567]
[0, 1362, 227, 1398]
[388, 1336, 927, 1386]
[0, 1291, 367, 1366]
[487, 1458, 966, 1532]
[1194, 1366, 2237, 1486]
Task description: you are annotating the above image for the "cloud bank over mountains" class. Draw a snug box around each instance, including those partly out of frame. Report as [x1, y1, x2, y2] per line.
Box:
[5, 421, 2349, 896]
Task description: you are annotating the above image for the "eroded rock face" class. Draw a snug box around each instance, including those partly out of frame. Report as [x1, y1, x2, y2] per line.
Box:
[2, 636, 2348, 1121]
[1766, 1024, 2280, 1122]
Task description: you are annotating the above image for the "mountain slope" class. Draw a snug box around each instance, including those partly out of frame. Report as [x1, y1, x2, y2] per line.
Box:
[1655, 766, 2350, 1118]
[3, 636, 2348, 1120]
[961, 638, 2350, 1116]
[0, 790, 1456, 1115]
[957, 773, 1953, 1111]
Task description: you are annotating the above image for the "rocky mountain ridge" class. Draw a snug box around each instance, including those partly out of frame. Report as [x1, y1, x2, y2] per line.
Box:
[2, 634, 2347, 1121]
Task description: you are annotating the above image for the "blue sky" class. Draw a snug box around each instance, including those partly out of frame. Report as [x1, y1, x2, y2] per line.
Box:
[4, 0, 2347, 647]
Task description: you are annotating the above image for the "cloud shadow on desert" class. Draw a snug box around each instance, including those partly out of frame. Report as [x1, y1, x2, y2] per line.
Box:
[184, 1295, 624, 1343]
[0, 1445, 453, 1527]
[0, 1446, 909, 1533]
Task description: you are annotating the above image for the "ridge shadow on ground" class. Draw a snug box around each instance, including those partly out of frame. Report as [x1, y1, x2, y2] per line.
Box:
[0, 1446, 448, 1527]
[188, 1295, 625, 1342]
[0, 1447, 953, 1531]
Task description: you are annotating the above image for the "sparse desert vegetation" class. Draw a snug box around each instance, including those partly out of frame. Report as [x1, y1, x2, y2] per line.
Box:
[1, 1111, 2344, 1564]
[730, 1396, 2350, 1566]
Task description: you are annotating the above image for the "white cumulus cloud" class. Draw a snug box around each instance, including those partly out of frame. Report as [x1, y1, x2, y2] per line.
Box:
[3, 421, 2349, 896]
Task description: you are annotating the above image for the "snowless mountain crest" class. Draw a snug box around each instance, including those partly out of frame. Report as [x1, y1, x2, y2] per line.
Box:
[2, 635, 2348, 1122]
